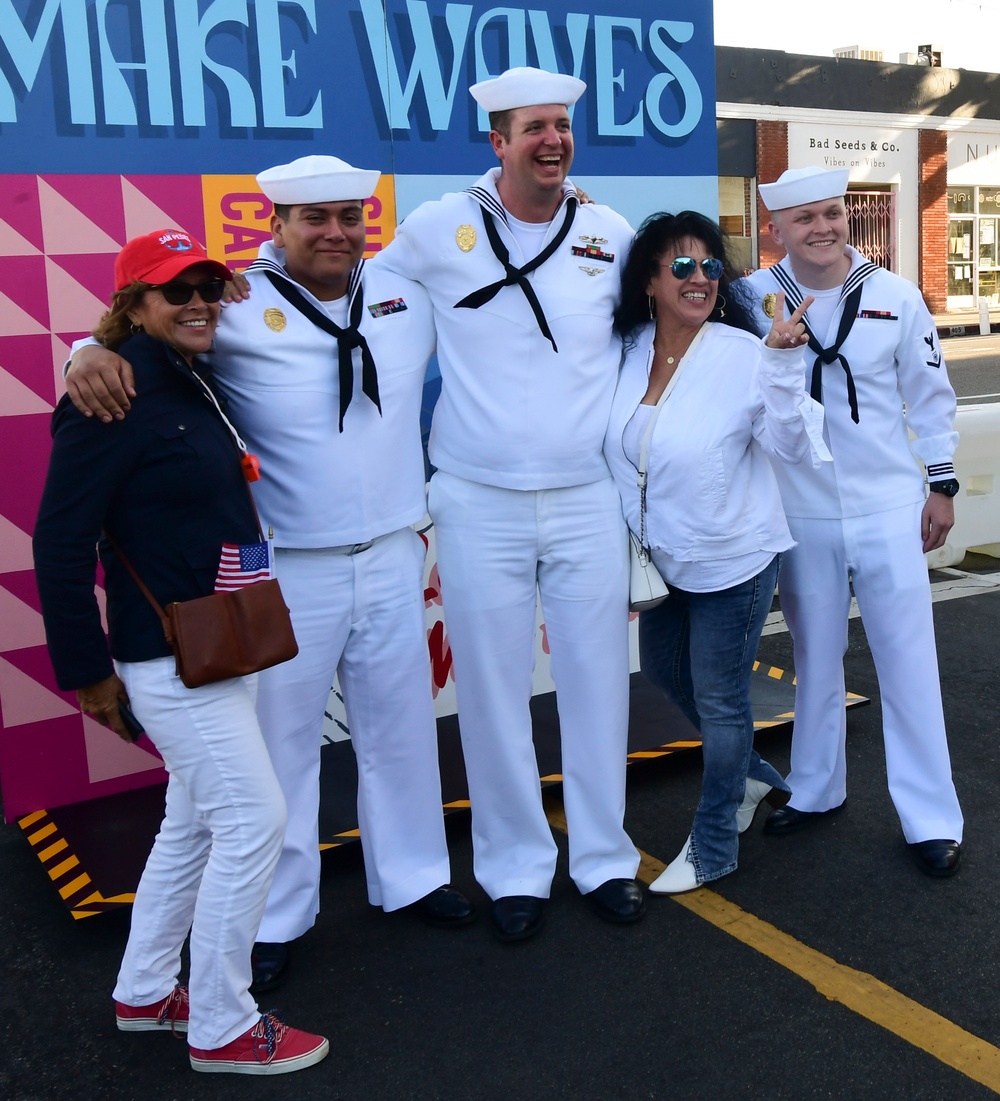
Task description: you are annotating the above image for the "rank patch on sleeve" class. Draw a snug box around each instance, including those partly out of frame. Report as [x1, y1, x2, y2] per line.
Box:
[570, 244, 614, 263]
[857, 309, 898, 320]
[367, 297, 408, 318]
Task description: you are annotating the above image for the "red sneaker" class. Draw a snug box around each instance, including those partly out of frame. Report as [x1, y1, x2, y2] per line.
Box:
[115, 985, 189, 1033]
[189, 1012, 329, 1075]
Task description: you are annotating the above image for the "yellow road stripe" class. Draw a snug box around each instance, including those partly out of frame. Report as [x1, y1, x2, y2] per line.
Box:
[545, 796, 1000, 1093]
[672, 883, 1000, 1092]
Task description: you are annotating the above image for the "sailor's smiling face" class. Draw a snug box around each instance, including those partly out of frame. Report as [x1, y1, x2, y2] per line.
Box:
[271, 201, 367, 301]
[489, 103, 575, 201]
[769, 196, 851, 288]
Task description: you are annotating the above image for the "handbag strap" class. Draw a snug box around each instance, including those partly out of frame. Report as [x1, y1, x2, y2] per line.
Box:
[104, 359, 269, 642]
[106, 534, 175, 643]
[635, 323, 708, 550]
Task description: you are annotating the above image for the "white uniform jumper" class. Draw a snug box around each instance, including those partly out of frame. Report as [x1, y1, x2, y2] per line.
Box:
[744, 248, 964, 843]
[212, 243, 450, 940]
[376, 170, 640, 898]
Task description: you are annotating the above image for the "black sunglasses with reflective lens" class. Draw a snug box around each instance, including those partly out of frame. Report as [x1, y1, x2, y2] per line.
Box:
[667, 257, 724, 281]
[152, 279, 226, 305]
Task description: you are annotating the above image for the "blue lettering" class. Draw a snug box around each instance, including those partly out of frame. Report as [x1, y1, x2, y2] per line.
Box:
[594, 15, 642, 138]
[254, 0, 321, 128]
[174, 0, 257, 128]
[359, 0, 472, 131]
[645, 19, 701, 139]
[472, 8, 587, 131]
[96, 0, 173, 126]
[0, 0, 95, 123]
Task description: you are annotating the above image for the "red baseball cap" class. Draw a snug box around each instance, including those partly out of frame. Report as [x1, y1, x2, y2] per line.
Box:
[114, 228, 232, 291]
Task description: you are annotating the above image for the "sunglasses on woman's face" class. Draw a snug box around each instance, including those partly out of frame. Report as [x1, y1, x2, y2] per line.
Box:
[151, 279, 226, 305]
[666, 257, 724, 281]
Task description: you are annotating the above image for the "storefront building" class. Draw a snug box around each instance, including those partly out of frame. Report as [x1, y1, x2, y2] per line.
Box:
[715, 46, 1000, 313]
[947, 135, 1000, 307]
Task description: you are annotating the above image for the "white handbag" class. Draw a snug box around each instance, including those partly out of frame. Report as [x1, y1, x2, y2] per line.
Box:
[629, 528, 668, 611]
[628, 325, 707, 613]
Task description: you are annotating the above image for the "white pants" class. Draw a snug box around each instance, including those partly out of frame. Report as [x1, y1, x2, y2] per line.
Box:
[255, 527, 450, 942]
[779, 502, 964, 843]
[112, 659, 285, 1051]
[428, 472, 638, 898]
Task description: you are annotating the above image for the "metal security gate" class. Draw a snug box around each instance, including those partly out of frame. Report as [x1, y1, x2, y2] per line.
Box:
[846, 191, 896, 270]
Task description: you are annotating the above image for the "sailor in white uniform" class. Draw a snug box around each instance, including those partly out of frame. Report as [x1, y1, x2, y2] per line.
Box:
[66, 156, 475, 989]
[376, 67, 644, 940]
[742, 166, 964, 876]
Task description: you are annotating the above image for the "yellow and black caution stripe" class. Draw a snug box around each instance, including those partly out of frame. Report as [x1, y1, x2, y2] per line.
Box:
[18, 809, 136, 921]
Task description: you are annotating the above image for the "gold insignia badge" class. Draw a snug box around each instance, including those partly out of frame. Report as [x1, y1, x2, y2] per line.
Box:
[762, 293, 777, 320]
[456, 224, 476, 252]
[263, 308, 286, 332]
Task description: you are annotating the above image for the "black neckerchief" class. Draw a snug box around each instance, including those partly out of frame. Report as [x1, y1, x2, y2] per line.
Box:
[768, 258, 878, 424]
[453, 197, 577, 353]
[260, 267, 381, 432]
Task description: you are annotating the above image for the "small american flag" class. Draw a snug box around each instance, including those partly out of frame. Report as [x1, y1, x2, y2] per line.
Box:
[214, 541, 271, 592]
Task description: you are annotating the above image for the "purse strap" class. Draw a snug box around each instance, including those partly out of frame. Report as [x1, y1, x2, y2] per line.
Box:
[106, 534, 175, 642]
[635, 323, 708, 552]
[104, 359, 269, 643]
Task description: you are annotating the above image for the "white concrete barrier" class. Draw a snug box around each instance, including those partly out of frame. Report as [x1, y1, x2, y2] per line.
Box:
[925, 402, 1000, 568]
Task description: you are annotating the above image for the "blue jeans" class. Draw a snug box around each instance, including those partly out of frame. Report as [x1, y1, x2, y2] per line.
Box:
[638, 555, 789, 883]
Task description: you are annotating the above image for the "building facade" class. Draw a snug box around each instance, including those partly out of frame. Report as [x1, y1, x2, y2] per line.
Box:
[715, 46, 1000, 313]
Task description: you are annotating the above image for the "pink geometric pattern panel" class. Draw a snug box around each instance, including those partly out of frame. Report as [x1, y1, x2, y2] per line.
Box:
[0, 175, 206, 821]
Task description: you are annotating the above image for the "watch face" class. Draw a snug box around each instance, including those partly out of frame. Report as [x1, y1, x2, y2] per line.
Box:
[930, 479, 960, 497]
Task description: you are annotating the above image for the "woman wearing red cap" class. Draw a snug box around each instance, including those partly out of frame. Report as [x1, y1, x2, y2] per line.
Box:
[32, 230, 328, 1076]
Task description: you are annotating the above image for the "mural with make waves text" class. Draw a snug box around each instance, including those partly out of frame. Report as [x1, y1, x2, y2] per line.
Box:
[0, 0, 717, 819]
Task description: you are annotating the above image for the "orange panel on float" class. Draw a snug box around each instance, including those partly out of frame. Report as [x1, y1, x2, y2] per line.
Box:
[200, 174, 397, 274]
[201, 175, 271, 273]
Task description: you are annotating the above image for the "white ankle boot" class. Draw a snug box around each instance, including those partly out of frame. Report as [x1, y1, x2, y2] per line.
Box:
[649, 835, 699, 894]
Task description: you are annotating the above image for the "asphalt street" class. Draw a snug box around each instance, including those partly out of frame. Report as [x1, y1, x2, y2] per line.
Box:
[3, 553, 1000, 1101]
[941, 333, 1000, 405]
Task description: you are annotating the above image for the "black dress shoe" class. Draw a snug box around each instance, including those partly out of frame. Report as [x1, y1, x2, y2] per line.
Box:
[409, 885, 477, 928]
[910, 839, 961, 878]
[586, 878, 646, 924]
[250, 941, 290, 994]
[491, 896, 546, 943]
[763, 802, 845, 836]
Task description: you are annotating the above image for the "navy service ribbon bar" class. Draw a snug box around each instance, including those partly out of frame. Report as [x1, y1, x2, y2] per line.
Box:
[367, 297, 408, 318]
[570, 244, 615, 262]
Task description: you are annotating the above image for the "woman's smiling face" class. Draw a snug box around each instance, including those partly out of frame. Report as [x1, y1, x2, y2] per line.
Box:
[646, 236, 720, 331]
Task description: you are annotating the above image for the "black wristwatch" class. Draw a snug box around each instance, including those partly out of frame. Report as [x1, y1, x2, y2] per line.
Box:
[929, 478, 960, 497]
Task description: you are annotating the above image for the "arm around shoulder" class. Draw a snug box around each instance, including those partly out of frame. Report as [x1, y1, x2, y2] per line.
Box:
[66, 340, 137, 422]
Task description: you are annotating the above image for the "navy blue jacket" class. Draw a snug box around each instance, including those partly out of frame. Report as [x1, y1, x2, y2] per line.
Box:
[33, 334, 261, 690]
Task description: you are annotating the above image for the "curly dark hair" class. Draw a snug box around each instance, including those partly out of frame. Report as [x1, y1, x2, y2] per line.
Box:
[614, 210, 758, 343]
[92, 282, 149, 351]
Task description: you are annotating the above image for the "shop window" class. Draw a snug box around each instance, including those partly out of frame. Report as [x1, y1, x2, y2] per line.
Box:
[977, 187, 1000, 214]
[948, 188, 1000, 307]
[948, 189, 974, 214]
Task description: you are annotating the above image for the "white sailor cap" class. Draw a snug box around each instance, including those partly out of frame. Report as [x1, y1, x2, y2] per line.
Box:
[256, 155, 380, 206]
[469, 66, 586, 112]
[759, 166, 850, 212]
